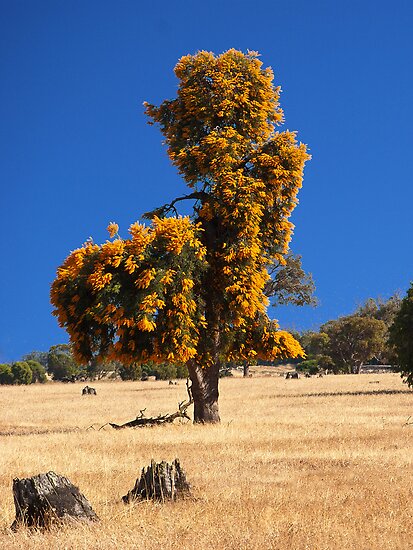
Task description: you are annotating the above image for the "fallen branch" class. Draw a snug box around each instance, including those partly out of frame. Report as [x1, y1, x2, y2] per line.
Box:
[403, 415, 413, 427]
[104, 380, 193, 430]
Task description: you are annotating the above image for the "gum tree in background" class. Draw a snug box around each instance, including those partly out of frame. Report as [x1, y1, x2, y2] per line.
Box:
[51, 50, 310, 422]
[321, 315, 387, 374]
[388, 283, 413, 386]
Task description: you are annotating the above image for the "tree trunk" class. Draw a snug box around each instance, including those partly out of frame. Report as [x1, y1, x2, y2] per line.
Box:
[187, 362, 220, 423]
[243, 363, 250, 377]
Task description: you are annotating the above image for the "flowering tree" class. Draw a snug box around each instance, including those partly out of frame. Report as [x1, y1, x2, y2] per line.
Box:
[51, 50, 310, 423]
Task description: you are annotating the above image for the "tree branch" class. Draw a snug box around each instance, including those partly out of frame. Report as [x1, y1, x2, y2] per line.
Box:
[142, 191, 209, 219]
[102, 380, 194, 429]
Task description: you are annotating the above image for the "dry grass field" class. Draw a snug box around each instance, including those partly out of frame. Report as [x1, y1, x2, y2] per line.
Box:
[1, 372, 413, 549]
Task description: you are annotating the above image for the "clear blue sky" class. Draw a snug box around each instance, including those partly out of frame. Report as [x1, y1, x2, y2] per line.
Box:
[1, 0, 412, 362]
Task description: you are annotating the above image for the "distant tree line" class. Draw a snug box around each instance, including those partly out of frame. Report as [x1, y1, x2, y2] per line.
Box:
[291, 293, 402, 374]
[0, 343, 188, 385]
[0, 360, 47, 385]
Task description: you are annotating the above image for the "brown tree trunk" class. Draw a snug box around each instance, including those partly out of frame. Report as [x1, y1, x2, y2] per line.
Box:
[187, 362, 220, 423]
[354, 363, 363, 374]
[243, 363, 250, 377]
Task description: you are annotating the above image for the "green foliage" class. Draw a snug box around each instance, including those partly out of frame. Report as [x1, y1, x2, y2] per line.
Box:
[317, 355, 335, 371]
[11, 362, 33, 385]
[265, 253, 316, 307]
[118, 363, 142, 381]
[22, 351, 48, 368]
[0, 360, 46, 385]
[299, 331, 329, 357]
[26, 360, 47, 383]
[0, 364, 14, 384]
[175, 363, 189, 379]
[357, 293, 402, 328]
[388, 284, 413, 386]
[321, 315, 387, 374]
[47, 344, 84, 381]
[291, 293, 401, 375]
[356, 293, 402, 363]
[147, 363, 178, 380]
[141, 362, 188, 380]
[117, 361, 188, 381]
[296, 359, 319, 375]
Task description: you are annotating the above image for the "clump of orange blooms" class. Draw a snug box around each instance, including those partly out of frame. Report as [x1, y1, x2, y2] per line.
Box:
[51, 217, 206, 365]
[52, 49, 309, 370]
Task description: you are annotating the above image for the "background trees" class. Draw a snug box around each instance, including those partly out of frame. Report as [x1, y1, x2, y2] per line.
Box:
[321, 315, 386, 374]
[388, 283, 413, 386]
[22, 351, 48, 368]
[264, 253, 316, 307]
[25, 360, 47, 383]
[356, 293, 402, 328]
[0, 360, 46, 385]
[0, 345, 189, 384]
[47, 344, 83, 381]
[51, 49, 310, 422]
[0, 364, 14, 384]
[293, 294, 402, 375]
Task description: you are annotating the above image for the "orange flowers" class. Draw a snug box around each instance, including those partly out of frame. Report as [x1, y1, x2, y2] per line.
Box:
[50, 215, 207, 366]
[107, 222, 119, 238]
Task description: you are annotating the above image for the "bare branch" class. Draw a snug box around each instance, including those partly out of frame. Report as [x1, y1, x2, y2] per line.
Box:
[142, 192, 209, 220]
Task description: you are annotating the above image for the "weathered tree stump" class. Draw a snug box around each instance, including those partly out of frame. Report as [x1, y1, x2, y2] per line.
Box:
[122, 459, 191, 503]
[82, 385, 97, 395]
[11, 471, 99, 529]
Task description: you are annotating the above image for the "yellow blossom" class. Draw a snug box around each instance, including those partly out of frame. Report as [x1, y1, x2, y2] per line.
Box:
[137, 317, 156, 332]
[107, 222, 119, 238]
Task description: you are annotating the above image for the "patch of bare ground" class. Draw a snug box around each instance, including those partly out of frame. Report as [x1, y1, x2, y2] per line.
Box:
[1, 373, 413, 549]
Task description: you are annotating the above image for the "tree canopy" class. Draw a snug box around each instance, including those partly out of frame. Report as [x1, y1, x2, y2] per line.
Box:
[388, 283, 413, 386]
[321, 315, 387, 374]
[47, 344, 82, 381]
[51, 49, 310, 422]
[0, 360, 47, 385]
[293, 294, 402, 375]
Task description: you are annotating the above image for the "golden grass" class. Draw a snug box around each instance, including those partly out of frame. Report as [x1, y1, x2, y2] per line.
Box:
[1, 373, 413, 549]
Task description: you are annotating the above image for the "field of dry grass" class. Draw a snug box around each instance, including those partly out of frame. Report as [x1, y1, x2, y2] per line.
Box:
[1, 372, 413, 549]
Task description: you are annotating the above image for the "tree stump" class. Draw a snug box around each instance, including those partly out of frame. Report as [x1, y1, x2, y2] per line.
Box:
[11, 471, 99, 529]
[122, 459, 191, 503]
[82, 385, 97, 395]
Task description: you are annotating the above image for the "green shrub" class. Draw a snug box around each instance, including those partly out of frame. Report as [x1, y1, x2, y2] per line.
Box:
[0, 364, 14, 384]
[118, 361, 188, 381]
[175, 363, 189, 379]
[146, 363, 178, 380]
[26, 360, 47, 383]
[297, 359, 319, 375]
[118, 363, 142, 381]
[11, 362, 33, 385]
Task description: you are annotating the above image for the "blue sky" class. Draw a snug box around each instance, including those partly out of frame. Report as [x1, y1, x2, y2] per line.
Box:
[1, 0, 412, 362]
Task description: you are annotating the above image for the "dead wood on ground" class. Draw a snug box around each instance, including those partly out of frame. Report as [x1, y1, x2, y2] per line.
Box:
[99, 380, 193, 430]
